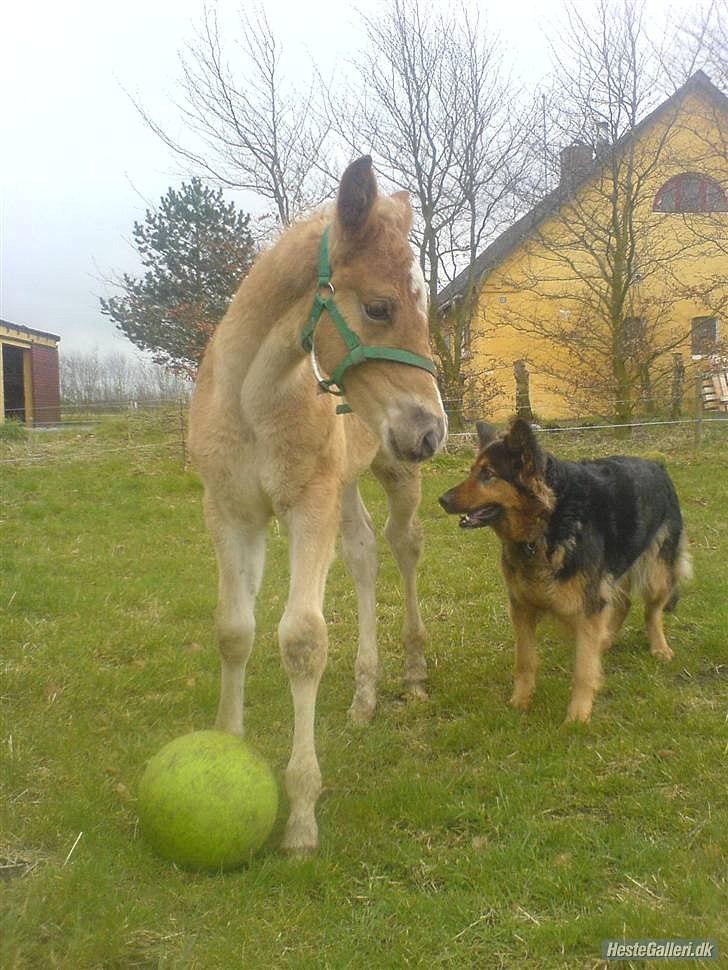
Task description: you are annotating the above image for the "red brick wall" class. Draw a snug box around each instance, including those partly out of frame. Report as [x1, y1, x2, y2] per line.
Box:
[30, 344, 61, 424]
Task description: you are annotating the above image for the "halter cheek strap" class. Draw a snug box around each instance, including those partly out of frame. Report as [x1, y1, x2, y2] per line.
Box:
[301, 226, 438, 415]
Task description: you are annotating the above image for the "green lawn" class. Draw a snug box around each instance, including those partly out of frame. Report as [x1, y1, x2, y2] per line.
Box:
[1, 418, 726, 969]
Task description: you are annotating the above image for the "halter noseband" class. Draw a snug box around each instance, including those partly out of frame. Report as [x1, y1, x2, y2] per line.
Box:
[300, 226, 438, 414]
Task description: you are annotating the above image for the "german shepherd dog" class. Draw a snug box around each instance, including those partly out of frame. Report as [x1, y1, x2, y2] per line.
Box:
[439, 419, 691, 722]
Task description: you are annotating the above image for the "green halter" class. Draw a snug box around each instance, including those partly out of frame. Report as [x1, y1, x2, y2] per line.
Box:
[301, 226, 438, 414]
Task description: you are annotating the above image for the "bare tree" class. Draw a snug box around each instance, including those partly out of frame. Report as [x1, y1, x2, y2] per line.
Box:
[672, 0, 728, 320]
[328, 0, 535, 426]
[680, 0, 728, 88]
[60, 351, 191, 405]
[134, 5, 332, 228]
[490, 0, 727, 422]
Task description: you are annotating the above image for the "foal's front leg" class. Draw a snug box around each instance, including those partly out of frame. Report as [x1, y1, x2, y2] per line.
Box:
[279, 489, 340, 853]
[373, 457, 428, 700]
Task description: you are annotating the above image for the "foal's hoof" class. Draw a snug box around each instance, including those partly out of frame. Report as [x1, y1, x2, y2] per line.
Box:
[281, 817, 319, 856]
[349, 690, 377, 725]
[404, 682, 429, 703]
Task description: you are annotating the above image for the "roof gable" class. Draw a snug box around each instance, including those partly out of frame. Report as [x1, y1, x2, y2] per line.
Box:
[438, 71, 728, 308]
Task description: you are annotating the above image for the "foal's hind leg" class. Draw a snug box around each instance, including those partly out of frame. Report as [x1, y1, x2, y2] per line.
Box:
[341, 482, 380, 725]
[205, 496, 267, 736]
[205, 497, 265, 734]
[372, 456, 428, 700]
[279, 489, 340, 853]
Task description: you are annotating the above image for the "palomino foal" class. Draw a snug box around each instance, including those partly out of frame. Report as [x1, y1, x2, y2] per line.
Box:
[188, 156, 446, 852]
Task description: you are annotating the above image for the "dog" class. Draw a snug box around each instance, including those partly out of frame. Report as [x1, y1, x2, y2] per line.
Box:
[439, 419, 691, 722]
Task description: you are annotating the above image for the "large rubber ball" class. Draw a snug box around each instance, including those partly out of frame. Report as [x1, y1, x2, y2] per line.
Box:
[138, 730, 278, 871]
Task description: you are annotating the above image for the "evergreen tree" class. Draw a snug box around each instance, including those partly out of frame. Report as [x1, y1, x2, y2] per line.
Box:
[101, 179, 255, 373]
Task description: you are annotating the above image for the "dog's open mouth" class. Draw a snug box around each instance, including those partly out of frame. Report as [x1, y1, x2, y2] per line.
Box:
[459, 505, 502, 528]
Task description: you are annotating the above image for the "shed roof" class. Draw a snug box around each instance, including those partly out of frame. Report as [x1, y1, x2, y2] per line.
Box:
[0, 318, 61, 343]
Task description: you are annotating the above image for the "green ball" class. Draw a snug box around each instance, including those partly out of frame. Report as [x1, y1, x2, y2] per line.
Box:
[138, 730, 278, 871]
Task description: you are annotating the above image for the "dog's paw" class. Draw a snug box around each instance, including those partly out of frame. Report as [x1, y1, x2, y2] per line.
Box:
[509, 691, 533, 711]
[651, 645, 674, 662]
[564, 699, 593, 724]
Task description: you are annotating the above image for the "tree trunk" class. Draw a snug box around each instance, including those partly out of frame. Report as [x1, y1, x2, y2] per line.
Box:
[442, 374, 466, 432]
[613, 351, 632, 434]
[671, 353, 685, 419]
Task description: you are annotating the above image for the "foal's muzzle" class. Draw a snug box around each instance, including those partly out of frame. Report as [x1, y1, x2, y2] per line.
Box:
[388, 406, 447, 463]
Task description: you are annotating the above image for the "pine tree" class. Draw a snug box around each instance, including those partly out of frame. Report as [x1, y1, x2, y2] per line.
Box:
[101, 179, 255, 374]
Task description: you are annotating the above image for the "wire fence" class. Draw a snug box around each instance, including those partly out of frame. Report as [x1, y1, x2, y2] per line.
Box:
[1, 399, 727, 468]
[0, 399, 189, 467]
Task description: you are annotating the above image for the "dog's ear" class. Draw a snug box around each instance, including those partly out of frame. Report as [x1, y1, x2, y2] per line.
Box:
[504, 418, 545, 478]
[476, 420, 498, 451]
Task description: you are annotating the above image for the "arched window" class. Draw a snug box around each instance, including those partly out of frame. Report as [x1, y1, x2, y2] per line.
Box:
[653, 172, 728, 213]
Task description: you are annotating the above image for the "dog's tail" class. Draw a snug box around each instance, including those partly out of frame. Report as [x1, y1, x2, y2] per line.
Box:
[665, 529, 692, 613]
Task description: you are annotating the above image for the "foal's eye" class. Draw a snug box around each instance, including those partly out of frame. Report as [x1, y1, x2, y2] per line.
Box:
[478, 467, 492, 482]
[364, 300, 392, 323]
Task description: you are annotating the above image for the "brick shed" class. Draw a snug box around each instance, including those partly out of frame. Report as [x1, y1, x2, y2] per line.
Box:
[0, 319, 61, 425]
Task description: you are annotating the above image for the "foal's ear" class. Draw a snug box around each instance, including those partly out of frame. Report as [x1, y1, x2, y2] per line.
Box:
[391, 190, 414, 232]
[392, 190, 411, 209]
[337, 155, 377, 236]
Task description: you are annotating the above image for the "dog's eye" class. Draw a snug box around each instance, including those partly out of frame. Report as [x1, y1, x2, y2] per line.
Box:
[479, 467, 492, 481]
[364, 300, 392, 323]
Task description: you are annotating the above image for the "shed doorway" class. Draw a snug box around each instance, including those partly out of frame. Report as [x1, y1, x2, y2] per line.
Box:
[3, 344, 26, 422]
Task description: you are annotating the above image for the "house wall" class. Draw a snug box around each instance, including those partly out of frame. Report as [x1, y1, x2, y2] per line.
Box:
[468, 89, 728, 421]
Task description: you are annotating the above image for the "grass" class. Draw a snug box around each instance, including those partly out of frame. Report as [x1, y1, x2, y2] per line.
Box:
[1, 416, 726, 969]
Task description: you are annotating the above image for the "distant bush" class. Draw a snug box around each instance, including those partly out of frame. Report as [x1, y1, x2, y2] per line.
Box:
[0, 420, 28, 442]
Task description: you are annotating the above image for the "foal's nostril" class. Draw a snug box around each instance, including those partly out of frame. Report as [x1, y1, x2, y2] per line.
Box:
[420, 429, 439, 459]
[438, 493, 452, 512]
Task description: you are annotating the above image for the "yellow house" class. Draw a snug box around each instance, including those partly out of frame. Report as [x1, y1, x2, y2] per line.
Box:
[439, 71, 728, 422]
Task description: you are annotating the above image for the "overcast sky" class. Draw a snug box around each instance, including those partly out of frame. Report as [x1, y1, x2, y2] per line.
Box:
[1, 0, 697, 359]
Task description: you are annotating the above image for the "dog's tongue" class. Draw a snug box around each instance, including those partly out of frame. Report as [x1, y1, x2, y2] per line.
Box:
[459, 507, 498, 528]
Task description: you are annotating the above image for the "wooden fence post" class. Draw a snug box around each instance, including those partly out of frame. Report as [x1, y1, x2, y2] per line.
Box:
[694, 371, 703, 446]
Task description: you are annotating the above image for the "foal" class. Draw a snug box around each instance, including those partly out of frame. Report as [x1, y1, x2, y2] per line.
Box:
[188, 157, 447, 852]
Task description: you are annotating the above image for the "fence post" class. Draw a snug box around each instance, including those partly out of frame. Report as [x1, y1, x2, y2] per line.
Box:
[693, 371, 703, 447]
[178, 397, 187, 469]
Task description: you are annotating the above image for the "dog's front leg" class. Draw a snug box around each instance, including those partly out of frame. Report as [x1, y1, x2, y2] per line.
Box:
[509, 599, 541, 711]
[566, 612, 609, 723]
